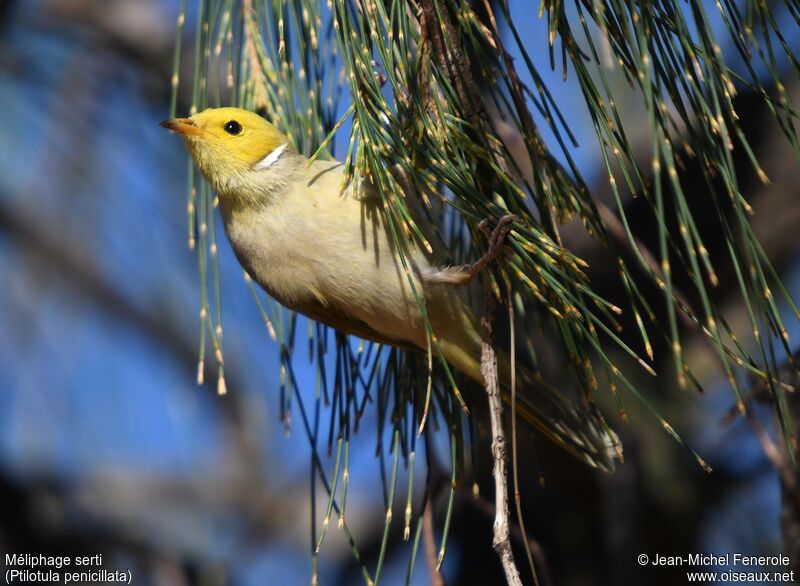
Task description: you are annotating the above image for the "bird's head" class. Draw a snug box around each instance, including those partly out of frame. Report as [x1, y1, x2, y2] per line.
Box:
[161, 107, 292, 202]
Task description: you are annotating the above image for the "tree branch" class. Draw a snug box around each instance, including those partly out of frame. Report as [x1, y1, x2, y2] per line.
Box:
[480, 281, 522, 586]
[423, 498, 446, 586]
[463, 489, 554, 586]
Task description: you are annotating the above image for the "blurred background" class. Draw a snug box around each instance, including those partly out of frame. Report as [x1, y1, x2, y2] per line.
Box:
[0, 1, 799, 585]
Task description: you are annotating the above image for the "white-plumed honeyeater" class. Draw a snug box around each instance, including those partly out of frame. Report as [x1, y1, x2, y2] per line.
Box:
[162, 107, 620, 470]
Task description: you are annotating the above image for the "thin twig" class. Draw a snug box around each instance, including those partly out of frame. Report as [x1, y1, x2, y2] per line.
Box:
[417, 0, 484, 130]
[464, 489, 554, 586]
[423, 499, 446, 586]
[744, 410, 800, 514]
[508, 291, 540, 586]
[480, 282, 523, 586]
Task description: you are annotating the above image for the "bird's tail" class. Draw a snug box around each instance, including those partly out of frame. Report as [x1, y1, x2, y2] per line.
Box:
[438, 335, 622, 472]
[496, 350, 622, 472]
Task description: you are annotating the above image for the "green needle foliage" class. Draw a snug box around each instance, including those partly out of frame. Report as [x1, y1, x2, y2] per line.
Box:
[170, 0, 800, 582]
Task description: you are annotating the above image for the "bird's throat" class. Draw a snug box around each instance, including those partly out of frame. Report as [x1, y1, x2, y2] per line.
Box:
[215, 151, 303, 217]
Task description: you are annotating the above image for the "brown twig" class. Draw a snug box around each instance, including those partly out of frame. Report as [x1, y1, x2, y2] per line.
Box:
[416, 0, 510, 187]
[479, 280, 523, 586]
[423, 499, 446, 586]
[464, 488, 554, 586]
[508, 291, 541, 586]
[417, 0, 484, 130]
[724, 353, 800, 573]
[744, 410, 800, 524]
[746, 409, 800, 573]
[778, 387, 800, 576]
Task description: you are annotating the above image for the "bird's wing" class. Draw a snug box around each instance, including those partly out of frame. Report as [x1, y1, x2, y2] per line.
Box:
[325, 160, 453, 268]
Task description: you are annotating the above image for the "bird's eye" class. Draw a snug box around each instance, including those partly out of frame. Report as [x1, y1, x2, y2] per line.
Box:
[224, 120, 242, 135]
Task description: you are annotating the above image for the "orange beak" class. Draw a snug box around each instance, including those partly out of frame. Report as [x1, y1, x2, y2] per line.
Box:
[159, 117, 202, 136]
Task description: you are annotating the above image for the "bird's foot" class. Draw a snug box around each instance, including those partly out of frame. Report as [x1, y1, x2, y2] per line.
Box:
[425, 214, 519, 286]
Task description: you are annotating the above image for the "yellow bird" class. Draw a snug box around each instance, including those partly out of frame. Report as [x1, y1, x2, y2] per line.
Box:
[161, 107, 620, 470]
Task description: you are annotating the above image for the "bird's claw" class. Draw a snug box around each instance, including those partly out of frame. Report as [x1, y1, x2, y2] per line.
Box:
[478, 214, 519, 259]
[428, 214, 519, 287]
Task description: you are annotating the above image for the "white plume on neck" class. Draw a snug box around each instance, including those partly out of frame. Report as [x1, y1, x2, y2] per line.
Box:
[253, 143, 288, 170]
